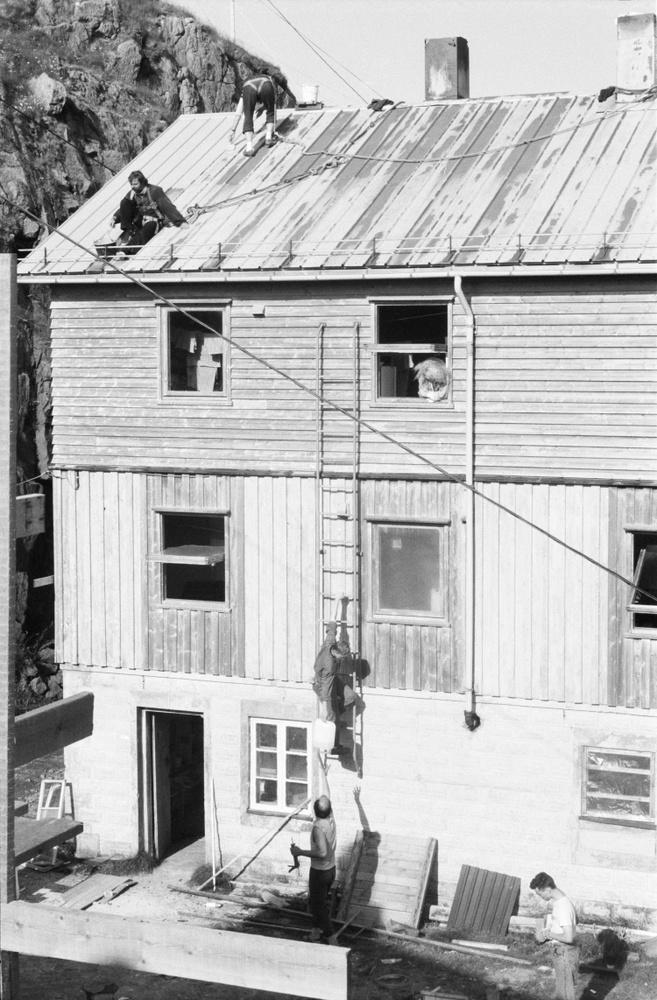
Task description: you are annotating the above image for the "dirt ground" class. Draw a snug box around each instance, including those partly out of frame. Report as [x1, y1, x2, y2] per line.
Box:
[10, 754, 657, 1000]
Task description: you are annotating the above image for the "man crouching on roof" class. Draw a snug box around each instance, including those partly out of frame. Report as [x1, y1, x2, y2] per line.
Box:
[110, 171, 186, 257]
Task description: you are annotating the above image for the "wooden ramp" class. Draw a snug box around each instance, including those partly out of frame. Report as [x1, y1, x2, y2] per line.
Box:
[447, 865, 520, 937]
[338, 831, 437, 929]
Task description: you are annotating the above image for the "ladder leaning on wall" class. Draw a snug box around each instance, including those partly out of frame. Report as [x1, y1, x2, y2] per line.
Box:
[314, 321, 363, 776]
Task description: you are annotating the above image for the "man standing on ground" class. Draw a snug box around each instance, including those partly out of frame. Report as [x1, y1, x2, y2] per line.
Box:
[530, 871, 579, 1000]
[291, 794, 337, 944]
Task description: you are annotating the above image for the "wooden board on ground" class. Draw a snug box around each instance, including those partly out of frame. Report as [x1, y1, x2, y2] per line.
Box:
[1, 901, 351, 1000]
[337, 831, 437, 929]
[14, 817, 83, 866]
[447, 865, 520, 937]
[54, 873, 137, 909]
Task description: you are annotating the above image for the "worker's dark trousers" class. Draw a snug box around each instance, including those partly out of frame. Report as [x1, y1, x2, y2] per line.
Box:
[309, 865, 335, 937]
[242, 79, 276, 131]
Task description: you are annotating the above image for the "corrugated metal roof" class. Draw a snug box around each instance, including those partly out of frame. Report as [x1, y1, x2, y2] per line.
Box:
[18, 93, 657, 277]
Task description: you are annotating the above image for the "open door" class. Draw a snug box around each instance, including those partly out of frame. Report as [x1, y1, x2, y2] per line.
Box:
[142, 710, 204, 861]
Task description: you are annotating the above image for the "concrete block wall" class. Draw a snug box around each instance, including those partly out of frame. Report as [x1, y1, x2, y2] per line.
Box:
[63, 668, 657, 928]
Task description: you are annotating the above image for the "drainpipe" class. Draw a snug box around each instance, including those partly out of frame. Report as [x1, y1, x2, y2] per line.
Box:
[454, 275, 478, 730]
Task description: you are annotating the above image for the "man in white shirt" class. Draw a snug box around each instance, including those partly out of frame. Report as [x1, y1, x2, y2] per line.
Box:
[530, 871, 580, 1000]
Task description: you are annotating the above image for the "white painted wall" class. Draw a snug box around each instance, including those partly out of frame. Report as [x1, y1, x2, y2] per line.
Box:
[63, 669, 657, 928]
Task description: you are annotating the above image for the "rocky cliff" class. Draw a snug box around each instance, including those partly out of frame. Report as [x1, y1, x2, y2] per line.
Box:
[0, 0, 293, 707]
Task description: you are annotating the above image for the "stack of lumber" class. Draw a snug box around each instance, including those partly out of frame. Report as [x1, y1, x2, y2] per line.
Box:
[337, 830, 437, 929]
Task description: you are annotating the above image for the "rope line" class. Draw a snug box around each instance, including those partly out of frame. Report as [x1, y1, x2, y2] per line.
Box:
[3, 192, 655, 605]
[260, 0, 370, 103]
[288, 102, 653, 167]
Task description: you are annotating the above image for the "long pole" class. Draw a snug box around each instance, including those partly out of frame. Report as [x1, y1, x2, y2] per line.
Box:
[0, 253, 19, 997]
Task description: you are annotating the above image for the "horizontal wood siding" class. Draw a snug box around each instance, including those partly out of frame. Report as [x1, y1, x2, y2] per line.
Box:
[360, 480, 463, 693]
[49, 280, 467, 476]
[474, 287, 657, 480]
[242, 476, 316, 682]
[475, 483, 611, 704]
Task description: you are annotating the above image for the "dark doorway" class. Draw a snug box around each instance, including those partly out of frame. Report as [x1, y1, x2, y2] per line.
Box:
[142, 711, 205, 860]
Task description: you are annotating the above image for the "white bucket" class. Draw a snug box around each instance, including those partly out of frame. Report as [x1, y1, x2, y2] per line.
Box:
[301, 84, 319, 105]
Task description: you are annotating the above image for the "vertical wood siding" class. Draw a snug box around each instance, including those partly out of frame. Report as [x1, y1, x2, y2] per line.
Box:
[360, 480, 463, 693]
[608, 487, 657, 710]
[55, 470, 147, 670]
[146, 473, 234, 675]
[475, 483, 611, 703]
[242, 476, 316, 682]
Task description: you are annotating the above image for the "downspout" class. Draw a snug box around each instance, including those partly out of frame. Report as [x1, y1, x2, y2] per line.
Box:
[454, 275, 479, 730]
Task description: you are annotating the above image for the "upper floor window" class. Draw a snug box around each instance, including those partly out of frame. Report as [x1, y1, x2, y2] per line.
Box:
[628, 531, 657, 630]
[154, 512, 226, 606]
[372, 300, 450, 403]
[371, 521, 447, 623]
[161, 307, 228, 397]
[583, 747, 654, 826]
[249, 719, 311, 814]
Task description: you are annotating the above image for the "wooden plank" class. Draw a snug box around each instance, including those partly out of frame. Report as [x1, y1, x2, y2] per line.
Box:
[15, 494, 45, 539]
[0, 901, 351, 1000]
[14, 818, 83, 865]
[411, 838, 437, 928]
[14, 693, 94, 767]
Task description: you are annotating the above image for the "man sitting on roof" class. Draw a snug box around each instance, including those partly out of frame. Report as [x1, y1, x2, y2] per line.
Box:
[110, 171, 186, 257]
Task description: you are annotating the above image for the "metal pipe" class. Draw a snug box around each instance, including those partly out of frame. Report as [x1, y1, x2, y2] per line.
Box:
[454, 274, 477, 727]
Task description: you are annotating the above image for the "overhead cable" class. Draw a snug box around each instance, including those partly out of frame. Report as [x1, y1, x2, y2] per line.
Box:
[3, 192, 655, 606]
[260, 0, 370, 103]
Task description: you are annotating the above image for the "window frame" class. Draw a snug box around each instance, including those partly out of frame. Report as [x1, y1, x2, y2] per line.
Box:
[369, 296, 453, 408]
[625, 526, 657, 634]
[249, 718, 312, 816]
[152, 507, 229, 610]
[581, 745, 655, 828]
[158, 301, 232, 403]
[368, 516, 450, 626]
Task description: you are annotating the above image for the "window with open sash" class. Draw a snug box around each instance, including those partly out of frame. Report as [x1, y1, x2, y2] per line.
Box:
[371, 521, 446, 622]
[628, 532, 657, 630]
[250, 719, 311, 814]
[154, 512, 226, 605]
[163, 308, 226, 395]
[373, 300, 450, 403]
[583, 747, 654, 825]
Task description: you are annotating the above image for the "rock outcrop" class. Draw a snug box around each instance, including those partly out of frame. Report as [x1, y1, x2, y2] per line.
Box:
[0, 0, 294, 708]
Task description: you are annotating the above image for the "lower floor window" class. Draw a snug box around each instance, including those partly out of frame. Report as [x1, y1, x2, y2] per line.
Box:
[250, 719, 311, 813]
[583, 747, 654, 824]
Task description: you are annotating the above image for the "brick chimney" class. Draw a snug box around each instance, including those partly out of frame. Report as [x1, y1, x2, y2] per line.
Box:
[617, 13, 657, 97]
[425, 37, 469, 100]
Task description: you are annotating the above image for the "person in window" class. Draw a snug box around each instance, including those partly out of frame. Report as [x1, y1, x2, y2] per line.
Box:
[111, 171, 186, 257]
[229, 69, 286, 156]
[530, 871, 579, 1000]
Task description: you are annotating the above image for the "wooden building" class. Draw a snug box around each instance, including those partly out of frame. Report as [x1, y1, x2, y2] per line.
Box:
[19, 15, 657, 928]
